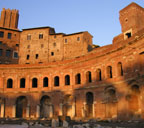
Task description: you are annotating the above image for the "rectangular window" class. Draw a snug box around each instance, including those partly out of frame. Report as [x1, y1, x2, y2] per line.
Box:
[13, 52, 18, 58]
[27, 34, 31, 40]
[6, 50, 11, 57]
[27, 55, 30, 60]
[0, 49, 3, 56]
[0, 32, 4, 38]
[39, 33, 43, 39]
[16, 44, 19, 47]
[0, 41, 2, 44]
[8, 33, 12, 39]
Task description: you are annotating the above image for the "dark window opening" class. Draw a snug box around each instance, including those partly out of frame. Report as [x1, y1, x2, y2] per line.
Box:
[27, 34, 31, 40]
[16, 44, 19, 47]
[75, 73, 81, 84]
[20, 78, 25, 88]
[39, 34, 43, 39]
[65, 39, 67, 43]
[26, 55, 30, 60]
[51, 52, 54, 56]
[77, 37, 80, 41]
[32, 78, 38, 88]
[14, 52, 18, 58]
[118, 62, 123, 76]
[54, 76, 59, 86]
[27, 45, 30, 49]
[0, 49, 3, 56]
[86, 71, 92, 83]
[35, 54, 38, 59]
[65, 75, 70, 85]
[0, 41, 2, 44]
[6, 50, 11, 57]
[0, 32, 4, 38]
[8, 33, 12, 39]
[43, 77, 48, 87]
[107, 66, 112, 78]
[125, 32, 131, 38]
[7, 79, 13, 88]
[96, 69, 102, 81]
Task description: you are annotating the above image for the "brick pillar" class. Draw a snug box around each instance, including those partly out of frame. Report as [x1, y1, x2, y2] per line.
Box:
[72, 102, 75, 118]
[59, 103, 63, 116]
[12, 105, 16, 118]
[36, 105, 40, 118]
[26, 105, 30, 118]
[49, 105, 53, 118]
[1, 103, 4, 118]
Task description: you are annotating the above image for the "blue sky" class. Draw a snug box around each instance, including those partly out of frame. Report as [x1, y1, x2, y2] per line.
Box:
[0, 0, 144, 46]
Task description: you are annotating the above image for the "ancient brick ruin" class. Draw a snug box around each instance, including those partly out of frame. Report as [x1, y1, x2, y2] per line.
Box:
[0, 2, 144, 120]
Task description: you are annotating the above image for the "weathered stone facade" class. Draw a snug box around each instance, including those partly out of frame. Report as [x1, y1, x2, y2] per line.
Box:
[0, 2, 143, 120]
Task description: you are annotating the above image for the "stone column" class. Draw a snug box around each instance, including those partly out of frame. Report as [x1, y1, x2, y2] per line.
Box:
[72, 103, 75, 118]
[59, 103, 63, 116]
[93, 102, 96, 118]
[26, 105, 30, 118]
[49, 105, 53, 118]
[82, 102, 86, 118]
[12, 104, 16, 118]
[1, 103, 4, 118]
[36, 105, 40, 118]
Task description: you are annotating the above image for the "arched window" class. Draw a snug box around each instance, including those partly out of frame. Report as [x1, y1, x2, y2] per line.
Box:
[107, 66, 112, 78]
[43, 77, 48, 87]
[75, 73, 81, 84]
[65, 75, 70, 85]
[32, 78, 38, 88]
[7, 78, 13, 88]
[96, 69, 102, 81]
[20, 78, 25, 88]
[54, 76, 59, 86]
[86, 71, 92, 83]
[117, 62, 123, 76]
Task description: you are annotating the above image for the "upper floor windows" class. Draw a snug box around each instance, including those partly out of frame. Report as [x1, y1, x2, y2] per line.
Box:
[86, 71, 92, 83]
[75, 73, 81, 84]
[6, 50, 11, 57]
[8, 33, 12, 39]
[32, 78, 38, 88]
[27, 34, 31, 40]
[0, 41, 2, 45]
[13, 52, 18, 58]
[0, 31, 4, 38]
[54, 76, 59, 86]
[77, 37, 80, 41]
[39, 33, 43, 39]
[35, 54, 39, 59]
[96, 69, 102, 81]
[20, 78, 25, 88]
[7, 78, 13, 88]
[65, 75, 70, 85]
[43, 77, 48, 87]
[26, 55, 30, 60]
[65, 39, 67, 43]
[107, 66, 112, 78]
[117, 62, 123, 76]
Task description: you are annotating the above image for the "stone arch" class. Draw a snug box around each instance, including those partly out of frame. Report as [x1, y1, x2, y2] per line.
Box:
[54, 76, 59, 86]
[75, 73, 81, 84]
[86, 71, 92, 83]
[20, 78, 25, 88]
[40, 95, 52, 118]
[85, 92, 94, 117]
[7, 78, 13, 88]
[117, 62, 123, 76]
[104, 87, 117, 118]
[16, 96, 28, 118]
[32, 77, 38, 88]
[107, 66, 112, 78]
[128, 84, 140, 118]
[65, 75, 70, 85]
[96, 68, 102, 81]
[43, 77, 48, 87]
[62, 95, 73, 117]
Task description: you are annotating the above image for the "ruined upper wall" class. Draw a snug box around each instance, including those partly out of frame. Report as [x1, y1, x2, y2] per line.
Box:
[0, 8, 19, 30]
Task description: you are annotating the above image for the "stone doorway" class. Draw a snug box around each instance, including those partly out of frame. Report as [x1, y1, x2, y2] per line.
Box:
[40, 95, 52, 118]
[86, 92, 93, 117]
[16, 96, 27, 118]
[63, 95, 73, 117]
